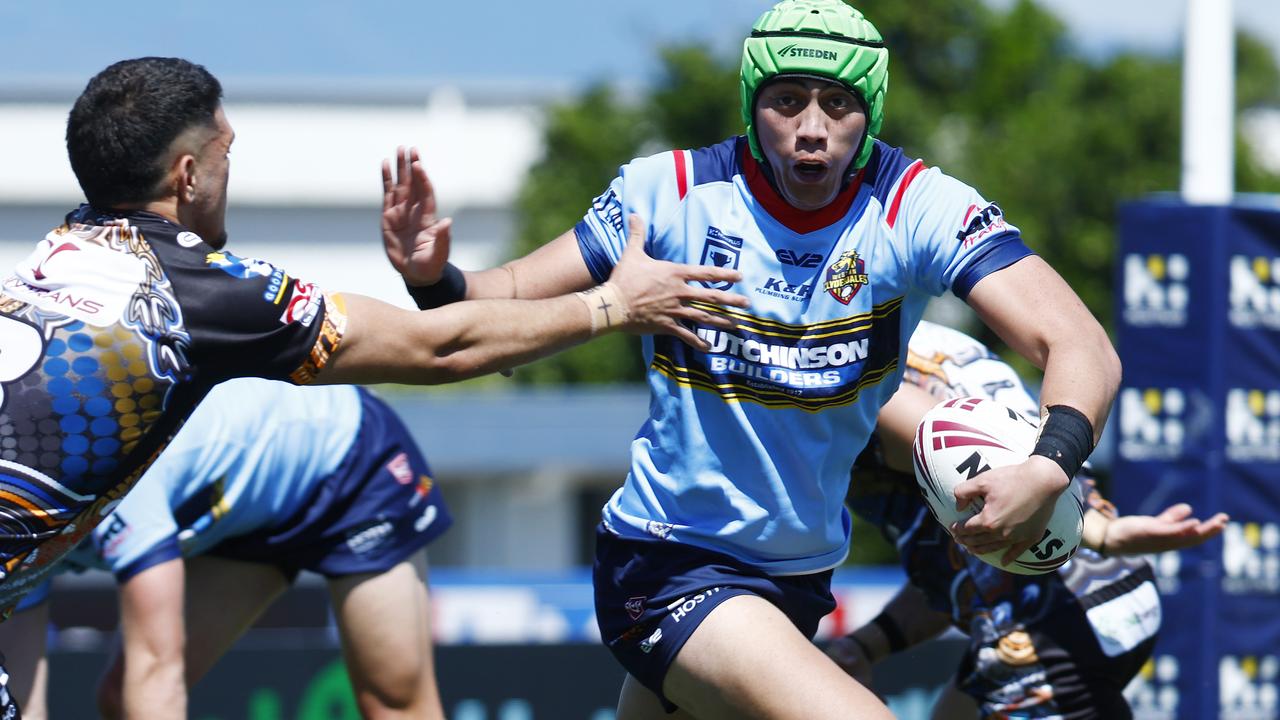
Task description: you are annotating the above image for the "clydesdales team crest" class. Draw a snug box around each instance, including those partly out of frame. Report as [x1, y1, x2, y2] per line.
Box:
[823, 249, 869, 305]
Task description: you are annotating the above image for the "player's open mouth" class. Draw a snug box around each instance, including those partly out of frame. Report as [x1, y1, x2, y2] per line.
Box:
[793, 160, 829, 182]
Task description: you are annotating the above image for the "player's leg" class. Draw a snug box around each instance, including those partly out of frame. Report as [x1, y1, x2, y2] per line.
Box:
[0, 597, 49, 720]
[616, 673, 696, 720]
[596, 527, 891, 720]
[658, 594, 892, 720]
[95, 554, 290, 706]
[325, 549, 443, 720]
[181, 556, 291, 683]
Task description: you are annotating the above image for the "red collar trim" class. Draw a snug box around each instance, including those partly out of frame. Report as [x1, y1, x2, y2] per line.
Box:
[742, 144, 863, 234]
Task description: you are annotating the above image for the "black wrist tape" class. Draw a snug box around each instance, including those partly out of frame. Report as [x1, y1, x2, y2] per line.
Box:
[871, 612, 907, 654]
[1032, 404, 1095, 480]
[405, 263, 467, 309]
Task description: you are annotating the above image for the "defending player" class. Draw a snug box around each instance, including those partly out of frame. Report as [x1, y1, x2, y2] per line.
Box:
[827, 321, 1227, 719]
[0, 57, 745, 718]
[0, 378, 451, 720]
[383, 1, 1121, 717]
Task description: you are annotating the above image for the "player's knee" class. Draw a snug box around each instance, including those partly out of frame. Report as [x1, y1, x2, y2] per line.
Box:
[356, 666, 429, 716]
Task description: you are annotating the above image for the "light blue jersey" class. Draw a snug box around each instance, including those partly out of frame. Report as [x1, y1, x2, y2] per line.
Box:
[72, 378, 362, 579]
[576, 137, 1033, 574]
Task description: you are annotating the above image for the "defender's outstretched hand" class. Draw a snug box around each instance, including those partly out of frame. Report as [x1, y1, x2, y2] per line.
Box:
[382, 146, 453, 286]
[606, 215, 748, 350]
[1100, 503, 1229, 556]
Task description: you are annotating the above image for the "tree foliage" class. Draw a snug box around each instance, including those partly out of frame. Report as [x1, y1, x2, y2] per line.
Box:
[510, 0, 1280, 384]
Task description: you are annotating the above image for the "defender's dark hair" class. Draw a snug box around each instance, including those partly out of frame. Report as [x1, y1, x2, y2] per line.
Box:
[66, 57, 223, 208]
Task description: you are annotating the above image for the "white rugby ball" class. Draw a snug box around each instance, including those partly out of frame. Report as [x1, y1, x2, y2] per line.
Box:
[912, 396, 1084, 575]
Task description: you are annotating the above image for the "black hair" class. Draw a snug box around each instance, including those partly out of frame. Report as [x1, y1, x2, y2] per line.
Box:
[66, 57, 223, 208]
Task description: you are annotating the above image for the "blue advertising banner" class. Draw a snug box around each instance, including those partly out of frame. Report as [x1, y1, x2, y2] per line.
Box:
[1116, 198, 1280, 720]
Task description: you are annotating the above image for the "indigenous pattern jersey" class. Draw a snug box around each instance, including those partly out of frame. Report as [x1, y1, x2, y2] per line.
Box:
[0, 207, 345, 608]
[66, 378, 362, 579]
[848, 321, 1160, 656]
[575, 136, 1033, 574]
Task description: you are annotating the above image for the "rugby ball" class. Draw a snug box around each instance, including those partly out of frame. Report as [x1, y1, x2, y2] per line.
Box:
[912, 396, 1084, 575]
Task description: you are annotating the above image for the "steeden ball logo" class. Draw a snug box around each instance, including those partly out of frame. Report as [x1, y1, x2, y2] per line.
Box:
[1122, 253, 1189, 327]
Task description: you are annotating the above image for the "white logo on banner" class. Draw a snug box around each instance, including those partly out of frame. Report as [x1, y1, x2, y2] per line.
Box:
[1124, 654, 1180, 720]
[1229, 255, 1280, 329]
[1222, 521, 1280, 595]
[1118, 388, 1186, 461]
[1226, 389, 1280, 463]
[1123, 253, 1189, 327]
[1220, 654, 1279, 720]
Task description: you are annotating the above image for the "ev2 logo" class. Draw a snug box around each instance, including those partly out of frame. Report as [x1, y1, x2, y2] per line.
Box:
[1122, 253, 1188, 327]
[775, 249, 823, 268]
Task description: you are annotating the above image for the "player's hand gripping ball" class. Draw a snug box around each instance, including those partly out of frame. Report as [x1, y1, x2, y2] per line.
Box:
[912, 397, 1084, 575]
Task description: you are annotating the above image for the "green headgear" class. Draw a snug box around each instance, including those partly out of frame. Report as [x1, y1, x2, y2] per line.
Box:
[740, 0, 889, 170]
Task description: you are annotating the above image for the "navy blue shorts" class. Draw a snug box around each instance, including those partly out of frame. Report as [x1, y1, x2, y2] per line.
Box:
[209, 390, 451, 578]
[593, 524, 836, 712]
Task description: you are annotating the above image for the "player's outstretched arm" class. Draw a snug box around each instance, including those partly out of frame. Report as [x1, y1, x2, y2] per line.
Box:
[382, 146, 594, 301]
[952, 256, 1122, 565]
[1083, 503, 1229, 556]
[110, 559, 187, 720]
[325, 214, 747, 386]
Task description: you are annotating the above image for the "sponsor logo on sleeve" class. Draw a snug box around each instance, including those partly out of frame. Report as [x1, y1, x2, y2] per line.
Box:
[279, 280, 322, 327]
[698, 226, 742, 290]
[823, 249, 869, 305]
[262, 269, 289, 304]
[205, 251, 278, 279]
[955, 203, 1008, 247]
[1122, 253, 1188, 328]
[1230, 255, 1280, 329]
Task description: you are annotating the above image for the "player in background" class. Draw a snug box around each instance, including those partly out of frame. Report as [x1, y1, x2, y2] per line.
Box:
[827, 321, 1227, 719]
[0, 56, 745, 718]
[0, 378, 451, 720]
[383, 1, 1121, 716]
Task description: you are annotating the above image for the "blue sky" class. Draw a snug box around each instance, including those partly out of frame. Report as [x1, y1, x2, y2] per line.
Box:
[2, 0, 1276, 94]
